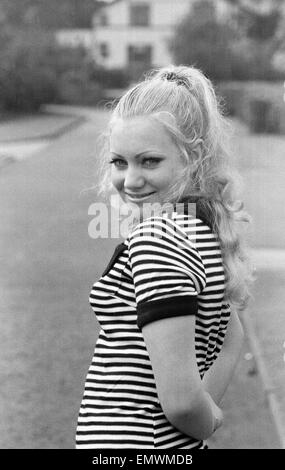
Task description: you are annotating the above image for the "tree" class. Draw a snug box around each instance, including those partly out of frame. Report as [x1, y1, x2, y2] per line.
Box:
[223, 0, 285, 50]
[0, 31, 58, 111]
[224, 0, 285, 78]
[0, 0, 105, 29]
[170, 0, 284, 81]
[169, 0, 241, 81]
[225, 0, 281, 40]
[0, 29, 104, 111]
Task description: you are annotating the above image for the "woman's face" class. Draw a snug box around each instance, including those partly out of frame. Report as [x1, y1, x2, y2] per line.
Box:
[109, 115, 185, 210]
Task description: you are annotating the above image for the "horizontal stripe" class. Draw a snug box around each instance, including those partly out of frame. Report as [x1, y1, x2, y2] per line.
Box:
[78, 412, 154, 420]
[84, 387, 158, 399]
[137, 294, 197, 329]
[83, 397, 158, 407]
[76, 428, 153, 436]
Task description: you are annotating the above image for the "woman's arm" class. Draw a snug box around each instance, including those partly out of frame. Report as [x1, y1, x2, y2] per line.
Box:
[142, 314, 223, 440]
[202, 308, 244, 405]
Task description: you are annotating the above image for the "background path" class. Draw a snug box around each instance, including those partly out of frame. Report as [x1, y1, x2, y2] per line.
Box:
[0, 110, 85, 168]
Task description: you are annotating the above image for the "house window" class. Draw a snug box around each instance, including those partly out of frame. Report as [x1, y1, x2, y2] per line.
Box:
[128, 45, 152, 65]
[99, 42, 109, 58]
[130, 3, 150, 27]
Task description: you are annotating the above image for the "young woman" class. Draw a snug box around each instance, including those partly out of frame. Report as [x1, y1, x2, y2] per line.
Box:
[75, 65, 252, 449]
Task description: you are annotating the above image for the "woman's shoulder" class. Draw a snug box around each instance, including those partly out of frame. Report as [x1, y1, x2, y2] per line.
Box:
[127, 212, 186, 236]
[126, 212, 207, 291]
[129, 210, 211, 230]
[171, 210, 215, 237]
[126, 211, 209, 249]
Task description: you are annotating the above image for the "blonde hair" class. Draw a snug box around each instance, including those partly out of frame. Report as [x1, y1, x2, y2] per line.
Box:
[97, 64, 254, 310]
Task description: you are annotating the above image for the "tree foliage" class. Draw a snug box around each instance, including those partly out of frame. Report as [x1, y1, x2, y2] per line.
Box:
[233, 4, 281, 41]
[0, 32, 58, 110]
[0, 30, 105, 111]
[0, 0, 105, 29]
[223, 0, 283, 41]
[170, 0, 284, 81]
[169, 1, 241, 81]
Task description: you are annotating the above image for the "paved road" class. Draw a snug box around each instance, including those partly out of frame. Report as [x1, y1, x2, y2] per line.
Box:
[0, 109, 283, 448]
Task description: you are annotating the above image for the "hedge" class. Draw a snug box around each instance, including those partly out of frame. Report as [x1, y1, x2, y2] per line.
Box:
[217, 81, 285, 134]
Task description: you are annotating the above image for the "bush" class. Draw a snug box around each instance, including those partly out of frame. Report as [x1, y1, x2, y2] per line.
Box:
[57, 70, 104, 106]
[248, 99, 280, 134]
[0, 30, 136, 112]
[0, 67, 57, 112]
[216, 82, 245, 117]
[0, 32, 59, 111]
[217, 81, 285, 134]
[0, 30, 105, 112]
[89, 67, 130, 89]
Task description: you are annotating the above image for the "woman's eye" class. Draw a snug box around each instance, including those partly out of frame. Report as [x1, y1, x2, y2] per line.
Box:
[108, 158, 127, 168]
[108, 156, 162, 169]
[142, 157, 162, 167]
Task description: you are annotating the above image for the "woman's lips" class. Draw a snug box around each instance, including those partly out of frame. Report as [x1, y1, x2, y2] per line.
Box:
[125, 192, 156, 202]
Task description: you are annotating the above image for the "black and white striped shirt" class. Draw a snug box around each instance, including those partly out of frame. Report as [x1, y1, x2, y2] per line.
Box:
[76, 211, 231, 449]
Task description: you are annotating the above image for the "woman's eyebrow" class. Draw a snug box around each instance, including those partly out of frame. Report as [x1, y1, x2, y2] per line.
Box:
[110, 150, 165, 159]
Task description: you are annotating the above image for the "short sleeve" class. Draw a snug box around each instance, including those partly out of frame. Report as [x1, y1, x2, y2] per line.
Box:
[128, 216, 206, 329]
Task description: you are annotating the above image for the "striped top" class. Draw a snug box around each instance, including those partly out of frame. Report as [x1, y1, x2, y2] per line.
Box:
[76, 211, 231, 449]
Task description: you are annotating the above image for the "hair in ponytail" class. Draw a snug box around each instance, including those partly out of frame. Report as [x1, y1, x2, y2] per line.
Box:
[97, 64, 254, 310]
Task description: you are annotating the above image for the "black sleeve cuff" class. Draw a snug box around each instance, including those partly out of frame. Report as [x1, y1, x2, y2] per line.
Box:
[137, 295, 198, 329]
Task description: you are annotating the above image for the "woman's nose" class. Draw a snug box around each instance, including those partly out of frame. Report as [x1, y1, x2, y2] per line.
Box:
[124, 167, 145, 189]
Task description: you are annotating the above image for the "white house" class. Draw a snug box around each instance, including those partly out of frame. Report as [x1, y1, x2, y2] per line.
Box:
[92, 0, 232, 72]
